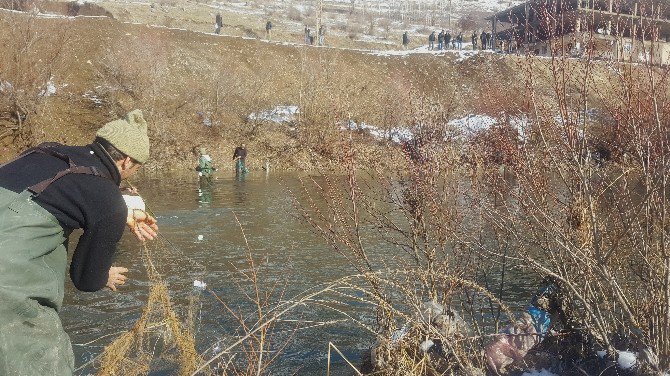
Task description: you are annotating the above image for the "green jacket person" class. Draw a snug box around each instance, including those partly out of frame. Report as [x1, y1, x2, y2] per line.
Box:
[0, 110, 158, 375]
[196, 147, 216, 178]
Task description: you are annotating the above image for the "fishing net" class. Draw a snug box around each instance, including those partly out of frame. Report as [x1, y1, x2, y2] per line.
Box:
[95, 242, 203, 376]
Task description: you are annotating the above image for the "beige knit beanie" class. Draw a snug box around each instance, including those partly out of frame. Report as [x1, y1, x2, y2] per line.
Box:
[96, 109, 150, 163]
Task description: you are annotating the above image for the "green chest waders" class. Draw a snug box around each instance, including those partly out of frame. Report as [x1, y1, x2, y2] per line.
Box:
[0, 145, 112, 376]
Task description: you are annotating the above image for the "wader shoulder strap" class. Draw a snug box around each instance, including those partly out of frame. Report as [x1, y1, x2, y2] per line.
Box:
[27, 165, 103, 196]
[0, 143, 112, 196]
[0, 142, 64, 170]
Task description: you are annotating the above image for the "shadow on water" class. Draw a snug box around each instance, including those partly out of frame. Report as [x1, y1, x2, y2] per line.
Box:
[62, 171, 537, 375]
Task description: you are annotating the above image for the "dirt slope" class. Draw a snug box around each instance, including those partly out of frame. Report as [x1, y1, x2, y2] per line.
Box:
[0, 9, 552, 171]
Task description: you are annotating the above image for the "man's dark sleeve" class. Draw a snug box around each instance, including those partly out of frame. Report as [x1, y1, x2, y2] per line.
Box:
[69, 207, 127, 292]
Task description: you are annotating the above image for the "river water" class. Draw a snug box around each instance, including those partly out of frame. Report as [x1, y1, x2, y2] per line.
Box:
[62, 172, 536, 375]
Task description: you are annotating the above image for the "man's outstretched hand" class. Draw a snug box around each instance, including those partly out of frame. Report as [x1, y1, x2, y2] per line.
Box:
[127, 209, 159, 241]
[106, 266, 128, 291]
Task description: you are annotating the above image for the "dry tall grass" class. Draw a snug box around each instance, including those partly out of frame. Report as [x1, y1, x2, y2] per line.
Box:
[292, 10, 670, 376]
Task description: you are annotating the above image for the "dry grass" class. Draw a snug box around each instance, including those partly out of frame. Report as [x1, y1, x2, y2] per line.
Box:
[96, 244, 200, 376]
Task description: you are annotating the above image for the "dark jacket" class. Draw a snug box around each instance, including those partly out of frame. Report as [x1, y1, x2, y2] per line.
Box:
[429, 32, 436, 42]
[0, 143, 126, 292]
[402, 33, 409, 45]
[233, 147, 247, 161]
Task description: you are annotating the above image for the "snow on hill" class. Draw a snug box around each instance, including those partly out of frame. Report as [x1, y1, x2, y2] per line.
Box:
[456, 0, 525, 14]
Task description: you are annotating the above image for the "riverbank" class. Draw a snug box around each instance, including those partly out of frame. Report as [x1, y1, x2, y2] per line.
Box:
[0, 7, 564, 172]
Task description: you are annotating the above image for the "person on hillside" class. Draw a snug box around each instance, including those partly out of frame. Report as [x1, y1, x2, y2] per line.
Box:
[233, 143, 248, 174]
[215, 13, 222, 34]
[318, 25, 326, 46]
[265, 20, 273, 40]
[480, 31, 487, 50]
[445, 31, 452, 50]
[304, 26, 310, 44]
[472, 31, 478, 50]
[0, 110, 158, 375]
[402, 31, 410, 49]
[438, 30, 444, 50]
[196, 147, 216, 179]
[456, 32, 463, 50]
[428, 31, 436, 50]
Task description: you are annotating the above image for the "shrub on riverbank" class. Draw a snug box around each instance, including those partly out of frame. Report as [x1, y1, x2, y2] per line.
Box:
[296, 37, 670, 375]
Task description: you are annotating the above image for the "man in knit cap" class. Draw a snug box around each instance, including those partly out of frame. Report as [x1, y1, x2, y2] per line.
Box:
[0, 109, 158, 375]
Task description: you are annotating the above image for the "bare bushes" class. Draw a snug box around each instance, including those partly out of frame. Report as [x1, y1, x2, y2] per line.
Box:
[286, 6, 303, 22]
[377, 17, 392, 39]
[293, 94, 514, 374]
[0, 13, 68, 148]
[468, 39, 670, 371]
[293, 26, 670, 376]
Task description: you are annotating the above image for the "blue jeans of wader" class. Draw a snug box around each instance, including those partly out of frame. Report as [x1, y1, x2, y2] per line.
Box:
[0, 187, 75, 376]
[235, 159, 248, 174]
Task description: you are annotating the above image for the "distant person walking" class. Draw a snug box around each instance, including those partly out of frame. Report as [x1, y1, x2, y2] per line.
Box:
[445, 31, 452, 50]
[265, 20, 273, 40]
[471, 31, 478, 50]
[402, 31, 409, 49]
[215, 13, 222, 34]
[233, 143, 248, 174]
[428, 31, 436, 50]
[480, 31, 487, 50]
[438, 30, 444, 50]
[318, 25, 326, 46]
[304, 26, 310, 44]
[456, 32, 463, 50]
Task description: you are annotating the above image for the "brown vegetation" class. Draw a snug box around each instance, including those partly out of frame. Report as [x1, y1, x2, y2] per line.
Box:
[0, 9, 542, 171]
[292, 29, 670, 376]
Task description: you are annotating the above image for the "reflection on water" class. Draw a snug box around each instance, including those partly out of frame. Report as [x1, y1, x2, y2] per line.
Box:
[62, 172, 536, 375]
[197, 177, 214, 205]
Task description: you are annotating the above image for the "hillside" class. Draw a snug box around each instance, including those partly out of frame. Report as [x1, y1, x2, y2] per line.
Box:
[1, 5, 629, 172]
[0, 6, 540, 169]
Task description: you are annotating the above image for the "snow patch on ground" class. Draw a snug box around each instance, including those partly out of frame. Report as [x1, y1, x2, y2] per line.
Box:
[448, 114, 530, 141]
[521, 369, 559, 376]
[344, 120, 413, 144]
[596, 350, 638, 370]
[83, 91, 104, 105]
[39, 80, 57, 97]
[0, 81, 13, 93]
[449, 114, 497, 136]
[248, 106, 299, 124]
[39, 77, 68, 97]
[368, 44, 489, 62]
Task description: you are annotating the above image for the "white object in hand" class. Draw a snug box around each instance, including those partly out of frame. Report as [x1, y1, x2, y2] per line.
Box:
[123, 195, 146, 211]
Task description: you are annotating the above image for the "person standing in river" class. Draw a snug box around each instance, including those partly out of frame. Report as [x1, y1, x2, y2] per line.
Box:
[0, 110, 159, 375]
[196, 147, 216, 179]
[233, 143, 248, 174]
